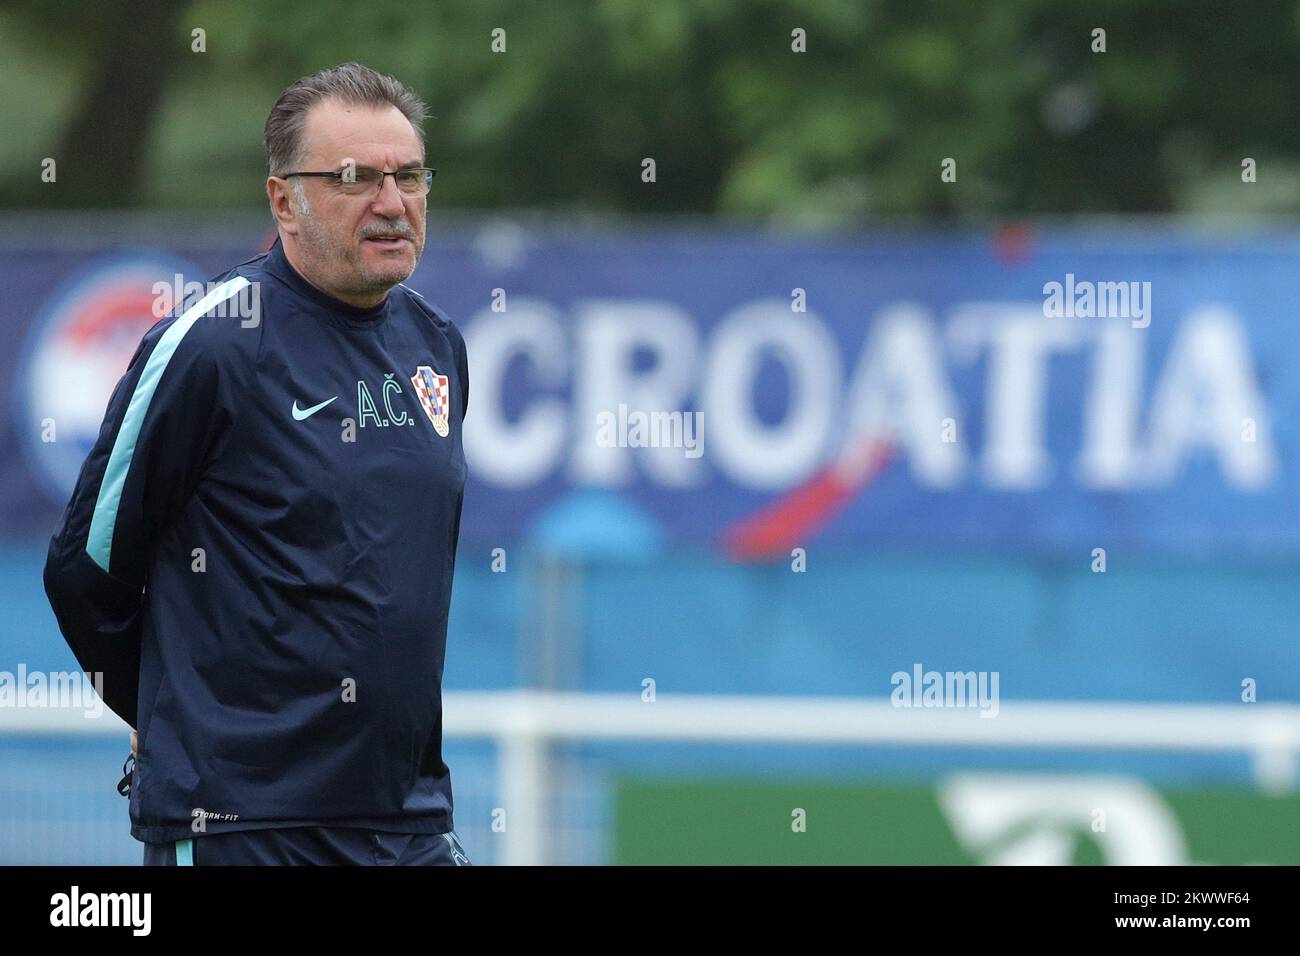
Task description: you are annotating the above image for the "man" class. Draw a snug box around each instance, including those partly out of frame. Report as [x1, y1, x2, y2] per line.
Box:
[43, 63, 472, 866]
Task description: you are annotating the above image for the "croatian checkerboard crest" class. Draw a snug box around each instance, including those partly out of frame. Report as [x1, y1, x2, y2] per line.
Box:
[410, 365, 450, 437]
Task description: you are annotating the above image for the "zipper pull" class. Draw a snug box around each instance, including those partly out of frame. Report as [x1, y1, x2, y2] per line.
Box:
[117, 753, 135, 797]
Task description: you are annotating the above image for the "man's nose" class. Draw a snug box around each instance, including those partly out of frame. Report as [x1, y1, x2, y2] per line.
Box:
[371, 175, 406, 217]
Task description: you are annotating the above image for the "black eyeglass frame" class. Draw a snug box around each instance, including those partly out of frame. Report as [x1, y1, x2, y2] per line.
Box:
[281, 167, 436, 194]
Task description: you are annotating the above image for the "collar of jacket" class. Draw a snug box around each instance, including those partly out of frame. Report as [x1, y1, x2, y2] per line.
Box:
[265, 237, 393, 327]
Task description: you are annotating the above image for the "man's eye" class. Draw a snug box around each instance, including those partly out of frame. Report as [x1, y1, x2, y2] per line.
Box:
[352, 168, 384, 184]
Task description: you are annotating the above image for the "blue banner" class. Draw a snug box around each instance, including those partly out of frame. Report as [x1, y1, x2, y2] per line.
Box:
[3, 225, 1297, 558]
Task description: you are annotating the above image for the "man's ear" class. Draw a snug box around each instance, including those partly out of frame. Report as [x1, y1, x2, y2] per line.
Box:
[267, 177, 299, 235]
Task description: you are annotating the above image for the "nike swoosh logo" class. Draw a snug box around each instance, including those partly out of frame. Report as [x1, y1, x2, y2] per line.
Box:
[292, 396, 338, 421]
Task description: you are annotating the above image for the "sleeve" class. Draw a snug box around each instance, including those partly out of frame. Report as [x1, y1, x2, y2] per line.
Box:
[454, 322, 469, 419]
[43, 304, 237, 725]
[447, 320, 469, 573]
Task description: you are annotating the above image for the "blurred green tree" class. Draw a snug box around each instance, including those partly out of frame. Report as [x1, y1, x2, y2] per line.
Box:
[2, 0, 1300, 223]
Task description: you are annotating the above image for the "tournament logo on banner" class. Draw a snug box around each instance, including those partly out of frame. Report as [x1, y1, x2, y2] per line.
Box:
[18, 254, 201, 503]
[410, 365, 450, 437]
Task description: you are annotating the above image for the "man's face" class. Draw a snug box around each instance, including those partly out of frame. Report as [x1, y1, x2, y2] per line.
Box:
[277, 98, 427, 306]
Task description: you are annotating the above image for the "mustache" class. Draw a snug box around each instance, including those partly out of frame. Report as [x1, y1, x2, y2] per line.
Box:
[358, 221, 418, 240]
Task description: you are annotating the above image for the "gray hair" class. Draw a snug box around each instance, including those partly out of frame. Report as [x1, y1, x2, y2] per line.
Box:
[264, 62, 427, 176]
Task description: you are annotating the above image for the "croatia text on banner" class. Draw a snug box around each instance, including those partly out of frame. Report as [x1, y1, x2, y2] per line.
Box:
[2, 225, 1296, 558]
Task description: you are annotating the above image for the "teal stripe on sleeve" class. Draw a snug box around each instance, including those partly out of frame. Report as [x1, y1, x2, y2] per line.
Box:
[86, 276, 250, 572]
[175, 839, 194, 866]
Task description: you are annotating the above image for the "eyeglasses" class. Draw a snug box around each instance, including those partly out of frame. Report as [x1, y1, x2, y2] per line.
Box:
[282, 166, 436, 197]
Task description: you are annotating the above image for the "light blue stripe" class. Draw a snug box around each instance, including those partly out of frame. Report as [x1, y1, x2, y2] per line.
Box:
[175, 839, 194, 866]
[86, 277, 250, 572]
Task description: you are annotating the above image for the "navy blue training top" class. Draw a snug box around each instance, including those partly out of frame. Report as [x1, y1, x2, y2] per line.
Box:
[43, 238, 468, 843]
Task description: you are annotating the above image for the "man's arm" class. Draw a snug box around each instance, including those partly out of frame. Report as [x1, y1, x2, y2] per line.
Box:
[452, 321, 469, 420]
[43, 278, 247, 725]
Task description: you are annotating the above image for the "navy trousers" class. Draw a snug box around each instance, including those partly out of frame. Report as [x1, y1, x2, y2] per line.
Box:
[143, 827, 473, 866]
